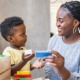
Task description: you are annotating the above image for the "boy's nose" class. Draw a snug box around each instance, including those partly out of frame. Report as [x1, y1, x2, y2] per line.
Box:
[26, 35, 27, 38]
[25, 35, 27, 41]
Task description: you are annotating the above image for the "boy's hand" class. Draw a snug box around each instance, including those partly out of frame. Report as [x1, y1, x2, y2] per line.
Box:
[22, 51, 35, 62]
[32, 58, 45, 69]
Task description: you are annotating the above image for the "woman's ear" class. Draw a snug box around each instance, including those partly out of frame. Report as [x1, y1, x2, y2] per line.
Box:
[73, 19, 80, 34]
[73, 19, 80, 27]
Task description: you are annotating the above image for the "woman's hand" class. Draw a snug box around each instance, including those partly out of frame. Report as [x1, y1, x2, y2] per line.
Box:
[32, 58, 45, 69]
[45, 50, 70, 80]
[46, 50, 64, 72]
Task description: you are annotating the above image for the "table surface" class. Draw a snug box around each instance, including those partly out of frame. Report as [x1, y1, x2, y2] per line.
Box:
[33, 77, 50, 80]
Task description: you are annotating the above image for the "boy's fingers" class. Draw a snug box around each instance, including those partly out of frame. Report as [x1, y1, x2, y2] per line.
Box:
[37, 58, 41, 61]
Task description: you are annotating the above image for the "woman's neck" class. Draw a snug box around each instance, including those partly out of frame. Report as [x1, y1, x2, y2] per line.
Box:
[62, 33, 80, 44]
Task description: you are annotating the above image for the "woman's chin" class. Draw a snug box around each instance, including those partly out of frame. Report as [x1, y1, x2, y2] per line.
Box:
[58, 33, 62, 36]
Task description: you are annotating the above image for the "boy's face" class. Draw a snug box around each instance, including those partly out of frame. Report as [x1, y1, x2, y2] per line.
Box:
[10, 23, 27, 48]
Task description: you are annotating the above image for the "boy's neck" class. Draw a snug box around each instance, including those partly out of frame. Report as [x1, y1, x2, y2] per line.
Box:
[10, 44, 23, 50]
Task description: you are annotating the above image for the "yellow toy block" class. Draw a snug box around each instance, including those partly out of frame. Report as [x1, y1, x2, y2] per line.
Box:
[17, 71, 31, 75]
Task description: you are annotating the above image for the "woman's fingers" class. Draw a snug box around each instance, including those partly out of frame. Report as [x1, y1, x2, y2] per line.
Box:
[51, 50, 61, 58]
[45, 56, 56, 63]
[49, 62, 57, 67]
[45, 50, 64, 69]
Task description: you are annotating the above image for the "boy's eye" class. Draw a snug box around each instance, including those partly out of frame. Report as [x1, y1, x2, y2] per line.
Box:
[20, 33, 25, 36]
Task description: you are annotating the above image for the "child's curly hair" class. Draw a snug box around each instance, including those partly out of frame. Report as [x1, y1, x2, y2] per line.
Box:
[0, 16, 23, 41]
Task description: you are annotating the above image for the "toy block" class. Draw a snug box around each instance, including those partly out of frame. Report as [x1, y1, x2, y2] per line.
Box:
[20, 78, 26, 80]
[35, 51, 52, 58]
[17, 71, 30, 75]
[24, 50, 32, 55]
[14, 74, 32, 78]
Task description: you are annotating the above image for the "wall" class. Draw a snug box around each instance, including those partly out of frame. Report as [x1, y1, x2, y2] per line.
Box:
[0, 0, 50, 78]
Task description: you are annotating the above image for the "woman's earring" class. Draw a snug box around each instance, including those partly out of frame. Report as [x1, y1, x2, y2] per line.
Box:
[78, 28, 80, 33]
[73, 27, 77, 34]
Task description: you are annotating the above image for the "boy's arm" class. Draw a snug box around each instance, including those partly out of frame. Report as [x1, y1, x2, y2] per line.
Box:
[3, 48, 35, 76]
[11, 60, 27, 76]
[30, 58, 45, 70]
[11, 53, 35, 76]
[30, 63, 35, 70]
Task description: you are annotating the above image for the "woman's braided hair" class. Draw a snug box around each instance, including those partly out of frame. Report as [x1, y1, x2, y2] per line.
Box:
[60, 1, 80, 31]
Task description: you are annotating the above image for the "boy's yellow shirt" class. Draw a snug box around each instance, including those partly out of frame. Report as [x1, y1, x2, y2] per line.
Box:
[3, 46, 31, 80]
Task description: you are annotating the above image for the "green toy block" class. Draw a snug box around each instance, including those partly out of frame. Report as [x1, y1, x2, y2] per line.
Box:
[20, 78, 26, 80]
[0, 54, 5, 57]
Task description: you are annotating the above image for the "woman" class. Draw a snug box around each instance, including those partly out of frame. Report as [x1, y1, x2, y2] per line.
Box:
[45, 1, 80, 80]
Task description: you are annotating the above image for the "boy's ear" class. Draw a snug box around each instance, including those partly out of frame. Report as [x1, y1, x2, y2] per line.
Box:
[7, 36, 13, 42]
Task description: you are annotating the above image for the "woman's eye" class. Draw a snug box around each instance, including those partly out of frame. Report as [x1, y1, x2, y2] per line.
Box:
[60, 19, 64, 23]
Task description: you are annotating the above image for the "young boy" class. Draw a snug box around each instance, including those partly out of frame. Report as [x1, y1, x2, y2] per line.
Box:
[0, 16, 45, 80]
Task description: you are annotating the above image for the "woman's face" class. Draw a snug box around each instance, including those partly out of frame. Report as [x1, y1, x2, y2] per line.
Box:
[56, 7, 75, 37]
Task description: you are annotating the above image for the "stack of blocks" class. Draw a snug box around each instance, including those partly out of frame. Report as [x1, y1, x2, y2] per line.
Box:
[14, 71, 32, 80]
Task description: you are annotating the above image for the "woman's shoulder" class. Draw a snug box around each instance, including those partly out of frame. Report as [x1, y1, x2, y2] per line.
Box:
[50, 34, 61, 42]
[48, 34, 62, 48]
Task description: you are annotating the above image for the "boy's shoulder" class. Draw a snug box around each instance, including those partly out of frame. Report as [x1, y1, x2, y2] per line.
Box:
[3, 46, 12, 51]
[4, 46, 26, 51]
[2, 46, 12, 56]
[2, 46, 27, 56]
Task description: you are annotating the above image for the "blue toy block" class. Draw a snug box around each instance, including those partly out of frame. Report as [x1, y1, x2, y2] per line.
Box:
[35, 51, 52, 58]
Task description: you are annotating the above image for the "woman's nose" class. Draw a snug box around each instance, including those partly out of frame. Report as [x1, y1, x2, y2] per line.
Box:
[56, 21, 60, 27]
